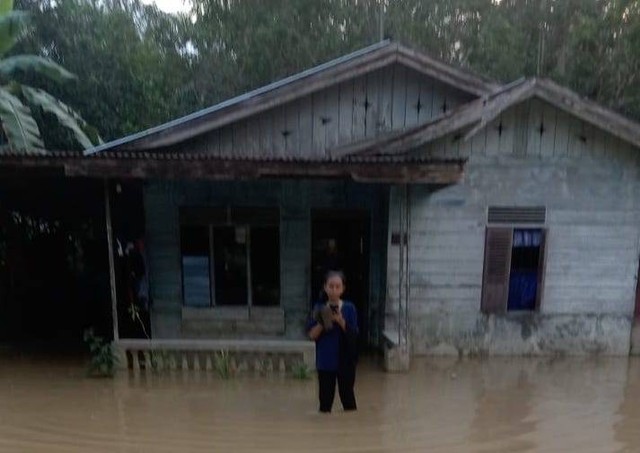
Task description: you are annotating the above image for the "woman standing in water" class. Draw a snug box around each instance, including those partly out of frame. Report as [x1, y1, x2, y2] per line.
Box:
[307, 271, 358, 413]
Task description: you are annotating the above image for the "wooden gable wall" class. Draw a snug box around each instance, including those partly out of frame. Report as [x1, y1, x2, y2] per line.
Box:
[172, 64, 475, 159]
[414, 98, 640, 162]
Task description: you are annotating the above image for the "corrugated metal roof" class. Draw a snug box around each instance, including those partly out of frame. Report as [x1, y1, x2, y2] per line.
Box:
[0, 148, 460, 165]
[0, 150, 83, 158]
[93, 150, 454, 164]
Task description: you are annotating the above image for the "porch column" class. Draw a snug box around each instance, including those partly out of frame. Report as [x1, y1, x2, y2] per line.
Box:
[398, 184, 410, 350]
[384, 184, 411, 371]
[104, 179, 119, 341]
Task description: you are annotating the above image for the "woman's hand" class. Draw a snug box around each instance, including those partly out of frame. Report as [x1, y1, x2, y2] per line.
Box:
[308, 323, 324, 341]
[332, 310, 346, 331]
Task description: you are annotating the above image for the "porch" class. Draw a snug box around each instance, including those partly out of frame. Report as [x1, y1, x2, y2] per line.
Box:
[0, 152, 463, 370]
[143, 178, 389, 350]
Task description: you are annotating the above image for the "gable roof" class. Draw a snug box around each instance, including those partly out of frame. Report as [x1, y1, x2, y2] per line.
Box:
[332, 78, 640, 158]
[85, 41, 497, 155]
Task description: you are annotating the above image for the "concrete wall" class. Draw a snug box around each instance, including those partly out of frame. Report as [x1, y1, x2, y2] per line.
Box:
[387, 99, 640, 356]
[144, 179, 388, 342]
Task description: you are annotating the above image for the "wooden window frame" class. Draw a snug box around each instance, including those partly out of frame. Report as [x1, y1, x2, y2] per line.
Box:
[481, 226, 547, 314]
[179, 207, 280, 308]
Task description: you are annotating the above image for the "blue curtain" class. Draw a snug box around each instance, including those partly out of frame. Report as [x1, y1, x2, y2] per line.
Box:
[507, 271, 538, 310]
[512, 229, 542, 248]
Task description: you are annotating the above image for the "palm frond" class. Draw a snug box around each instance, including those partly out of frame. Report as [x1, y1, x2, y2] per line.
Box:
[0, 85, 43, 152]
[0, 55, 76, 83]
[0, 10, 30, 57]
[0, 0, 14, 16]
[22, 86, 100, 149]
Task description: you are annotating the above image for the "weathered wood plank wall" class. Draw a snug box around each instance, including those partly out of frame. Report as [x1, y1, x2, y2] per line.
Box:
[389, 100, 640, 355]
[174, 64, 473, 159]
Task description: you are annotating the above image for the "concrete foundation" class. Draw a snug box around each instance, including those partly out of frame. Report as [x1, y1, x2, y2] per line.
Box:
[411, 313, 633, 356]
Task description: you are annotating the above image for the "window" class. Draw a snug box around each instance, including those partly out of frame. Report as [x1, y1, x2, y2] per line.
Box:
[481, 227, 546, 314]
[180, 207, 280, 307]
[180, 226, 211, 307]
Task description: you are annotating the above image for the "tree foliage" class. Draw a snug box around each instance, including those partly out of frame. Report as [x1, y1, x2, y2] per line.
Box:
[14, 0, 640, 144]
[0, 0, 99, 152]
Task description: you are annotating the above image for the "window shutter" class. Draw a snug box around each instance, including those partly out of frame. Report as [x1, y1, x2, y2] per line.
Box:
[481, 228, 513, 314]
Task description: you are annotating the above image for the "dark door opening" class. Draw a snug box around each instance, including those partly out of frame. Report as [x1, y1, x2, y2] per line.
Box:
[311, 209, 370, 349]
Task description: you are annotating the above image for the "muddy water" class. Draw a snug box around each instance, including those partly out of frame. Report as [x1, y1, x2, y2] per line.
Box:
[1, 355, 639, 453]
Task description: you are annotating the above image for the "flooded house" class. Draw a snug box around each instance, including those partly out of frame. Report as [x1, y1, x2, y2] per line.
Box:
[2, 41, 640, 370]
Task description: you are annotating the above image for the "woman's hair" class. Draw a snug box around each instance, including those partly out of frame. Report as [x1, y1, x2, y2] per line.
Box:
[324, 270, 346, 285]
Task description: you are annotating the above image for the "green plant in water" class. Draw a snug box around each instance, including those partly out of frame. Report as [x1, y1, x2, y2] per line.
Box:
[291, 361, 311, 380]
[83, 328, 117, 377]
[214, 350, 232, 379]
[127, 303, 167, 372]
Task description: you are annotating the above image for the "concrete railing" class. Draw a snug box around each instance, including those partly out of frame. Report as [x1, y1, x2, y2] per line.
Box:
[114, 338, 315, 373]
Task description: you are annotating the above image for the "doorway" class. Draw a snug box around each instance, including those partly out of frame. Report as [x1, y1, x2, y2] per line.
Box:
[311, 209, 370, 349]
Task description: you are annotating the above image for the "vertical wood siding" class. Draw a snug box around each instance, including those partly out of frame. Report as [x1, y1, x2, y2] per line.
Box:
[173, 64, 473, 159]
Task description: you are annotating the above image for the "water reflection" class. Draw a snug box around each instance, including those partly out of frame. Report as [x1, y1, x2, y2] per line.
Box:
[469, 360, 537, 452]
[1, 354, 639, 452]
[615, 358, 640, 453]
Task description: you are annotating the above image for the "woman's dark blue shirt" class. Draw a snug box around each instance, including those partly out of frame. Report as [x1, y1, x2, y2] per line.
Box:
[307, 301, 358, 371]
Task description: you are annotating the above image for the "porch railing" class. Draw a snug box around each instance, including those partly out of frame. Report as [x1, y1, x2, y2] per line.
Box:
[114, 339, 315, 373]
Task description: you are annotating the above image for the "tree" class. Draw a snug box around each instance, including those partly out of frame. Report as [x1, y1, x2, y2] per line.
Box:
[16, 0, 195, 142]
[14, 0, 640, 139]
[187, 0, 377, 106]
[0, 0, 99, 152]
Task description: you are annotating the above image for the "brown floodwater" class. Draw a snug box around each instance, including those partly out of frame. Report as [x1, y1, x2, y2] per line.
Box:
[1, 354, 639, 452]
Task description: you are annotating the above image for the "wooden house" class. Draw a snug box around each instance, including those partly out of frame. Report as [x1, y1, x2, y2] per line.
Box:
[4, 41, 640, 370]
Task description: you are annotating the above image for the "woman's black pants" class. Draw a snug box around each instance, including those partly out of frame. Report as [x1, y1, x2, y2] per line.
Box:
[318, 365, 357, 412]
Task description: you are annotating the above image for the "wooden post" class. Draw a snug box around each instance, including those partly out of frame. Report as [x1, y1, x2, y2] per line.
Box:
[383, 184, 411, 372]
[104, 179, 119, 341]
[378, 0, 385, 42]
[397, 184, 410, 349]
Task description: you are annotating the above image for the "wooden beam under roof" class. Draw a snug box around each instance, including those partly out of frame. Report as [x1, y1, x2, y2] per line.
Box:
[0, 155, 465, 185]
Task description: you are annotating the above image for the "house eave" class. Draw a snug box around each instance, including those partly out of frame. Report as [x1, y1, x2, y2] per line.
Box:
[0, 154, 465, 185]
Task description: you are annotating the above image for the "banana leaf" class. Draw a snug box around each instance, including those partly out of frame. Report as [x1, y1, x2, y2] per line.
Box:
[23, 86, 98, 149]
[0, 85, 43, 152]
